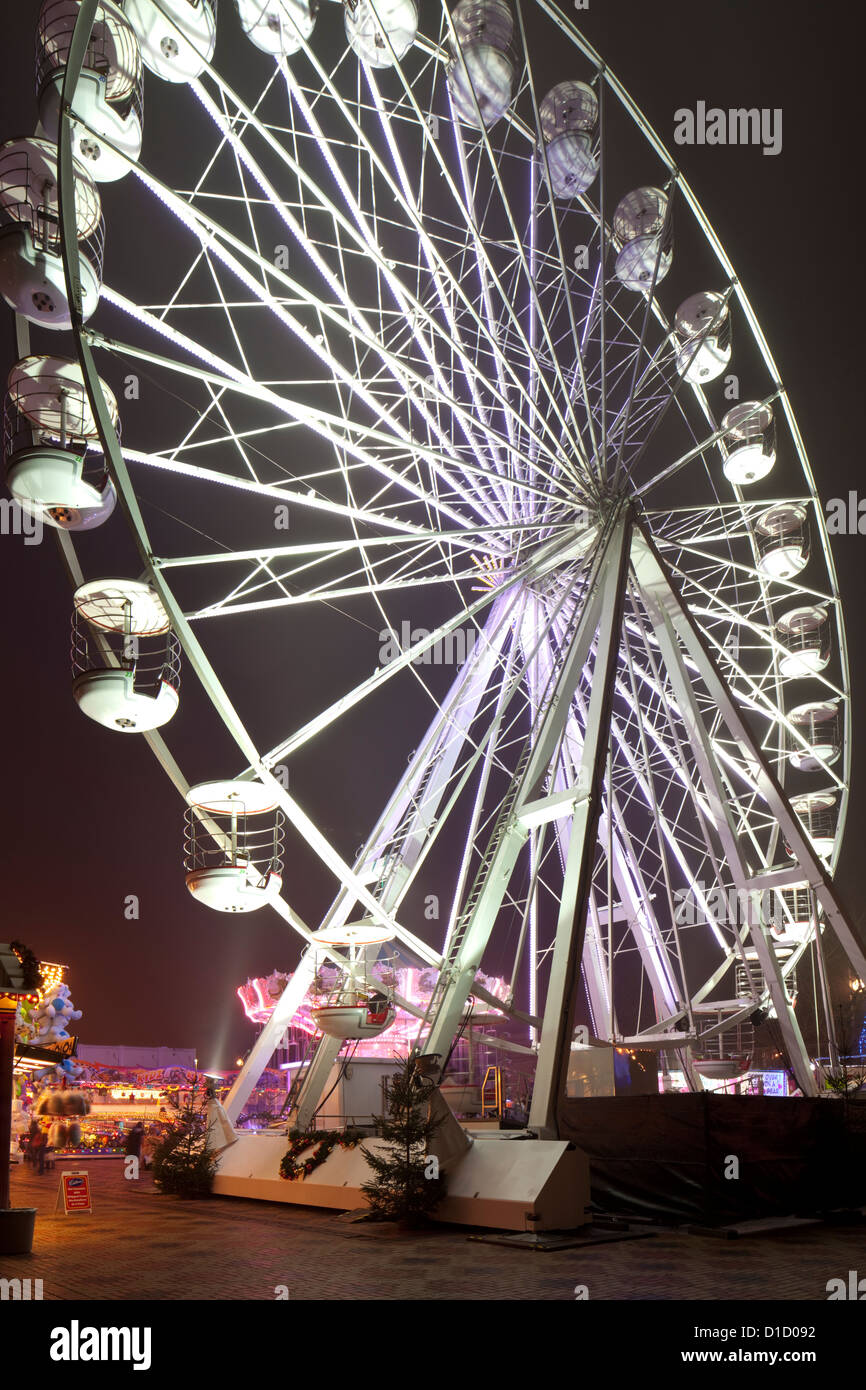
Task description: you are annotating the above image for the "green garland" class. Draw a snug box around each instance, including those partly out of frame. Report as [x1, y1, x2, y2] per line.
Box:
[279, 1127, 363, 1182]
[9, 942, 43, 993]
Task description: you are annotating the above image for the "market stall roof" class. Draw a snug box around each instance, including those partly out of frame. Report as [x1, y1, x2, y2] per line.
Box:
[0, 944, 29, 992]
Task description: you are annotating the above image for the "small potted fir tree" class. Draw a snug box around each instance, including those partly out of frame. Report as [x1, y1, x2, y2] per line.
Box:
[361, 1055, 446, 1227]
[151, 1080, 218, 1198]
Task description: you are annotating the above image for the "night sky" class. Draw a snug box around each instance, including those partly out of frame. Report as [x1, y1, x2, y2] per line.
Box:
[0, 1, 862, 1071]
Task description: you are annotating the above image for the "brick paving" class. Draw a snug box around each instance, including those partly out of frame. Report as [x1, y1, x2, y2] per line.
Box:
[2, 1160, 865, 1301]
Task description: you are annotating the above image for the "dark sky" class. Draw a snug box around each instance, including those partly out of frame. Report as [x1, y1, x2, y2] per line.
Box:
[1, 0, 862, 1070]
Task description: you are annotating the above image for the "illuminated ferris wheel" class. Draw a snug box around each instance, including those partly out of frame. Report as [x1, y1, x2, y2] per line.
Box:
[2, 0, 864, 1130]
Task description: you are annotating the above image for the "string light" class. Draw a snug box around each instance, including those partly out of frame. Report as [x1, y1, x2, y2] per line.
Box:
[471, 552, 507, 591]
[33, 961, 67, 1006]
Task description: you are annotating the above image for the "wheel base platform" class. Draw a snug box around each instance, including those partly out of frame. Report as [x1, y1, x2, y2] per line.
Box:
[212, 1129, 590, 1232]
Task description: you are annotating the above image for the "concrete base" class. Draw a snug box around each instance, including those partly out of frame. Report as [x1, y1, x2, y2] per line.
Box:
[213, 1130, 590, 1231]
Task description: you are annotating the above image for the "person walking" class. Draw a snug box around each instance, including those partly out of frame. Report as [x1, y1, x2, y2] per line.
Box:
[141, 1127, 157, 1171]
[25, 1117, 37, 1166]
[125, 1121, 145, 1164]
[29, 1120, 46, 1175]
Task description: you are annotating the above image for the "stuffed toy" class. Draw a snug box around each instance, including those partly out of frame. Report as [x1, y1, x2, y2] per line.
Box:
[31, 983, 82, 1046]
[63, 1091, 90, 1116]
[10, 1095, 29, 1144]
[55, 1055, 84, 1082]
[33, 1088, 91, 1119]
[48, 1119, 68, 1148]
[14, 1001, 37, 1046]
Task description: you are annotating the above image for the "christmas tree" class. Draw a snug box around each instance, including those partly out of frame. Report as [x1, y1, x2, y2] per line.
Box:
[361, 1055, 446, 1224]
[151, 1080, 218, 1198]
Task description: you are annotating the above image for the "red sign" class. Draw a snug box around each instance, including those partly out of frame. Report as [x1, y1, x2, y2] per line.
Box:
[57, 1171, 93, 1215]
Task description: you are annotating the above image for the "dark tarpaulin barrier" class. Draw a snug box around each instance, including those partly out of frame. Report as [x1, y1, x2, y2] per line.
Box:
[557, 1095, 866, 1224]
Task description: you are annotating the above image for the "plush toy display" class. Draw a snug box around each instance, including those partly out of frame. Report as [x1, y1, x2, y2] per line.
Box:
[27, 983, 85, 1080]
[18, 976, 89, 1138]
[31, 983, 82, 1047]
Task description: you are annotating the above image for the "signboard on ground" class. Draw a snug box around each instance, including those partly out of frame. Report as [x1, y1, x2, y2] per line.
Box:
[55, 1170, 93, 1215]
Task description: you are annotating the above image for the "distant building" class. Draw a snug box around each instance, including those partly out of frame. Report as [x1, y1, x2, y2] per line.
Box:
[77, 1044, 196, 1070]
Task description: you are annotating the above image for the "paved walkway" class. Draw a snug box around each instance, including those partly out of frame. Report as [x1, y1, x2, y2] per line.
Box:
[2, 1161, 863, 1301]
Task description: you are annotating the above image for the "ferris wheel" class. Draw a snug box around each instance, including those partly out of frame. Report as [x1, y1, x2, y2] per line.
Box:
[3, 0, 864, 1132]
